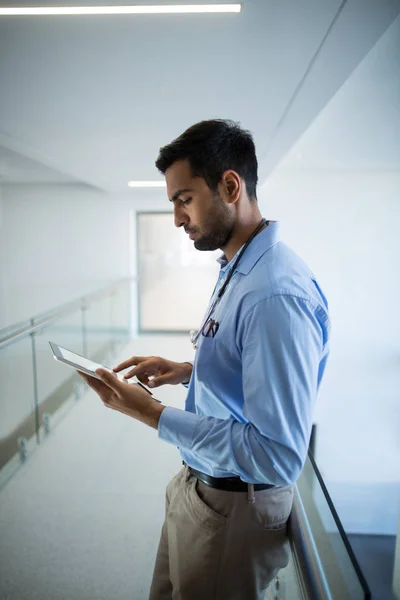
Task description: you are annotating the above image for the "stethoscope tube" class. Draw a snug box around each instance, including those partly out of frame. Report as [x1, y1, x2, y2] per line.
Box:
[190, 218, 267, 349]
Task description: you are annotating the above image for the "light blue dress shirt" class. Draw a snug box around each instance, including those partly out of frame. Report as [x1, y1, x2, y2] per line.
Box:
[158, 221, 330, 486]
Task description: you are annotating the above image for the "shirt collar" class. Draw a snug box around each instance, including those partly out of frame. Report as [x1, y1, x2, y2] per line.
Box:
[216, 220, 280, 275]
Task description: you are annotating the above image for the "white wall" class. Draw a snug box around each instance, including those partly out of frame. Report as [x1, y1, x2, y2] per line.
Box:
[0, 184, 170, 329]
[260, 13, 400, 535]
[259, 169, 400, 534]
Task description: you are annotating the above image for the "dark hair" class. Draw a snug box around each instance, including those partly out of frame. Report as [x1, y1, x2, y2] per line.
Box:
[155, 119, 258, 201]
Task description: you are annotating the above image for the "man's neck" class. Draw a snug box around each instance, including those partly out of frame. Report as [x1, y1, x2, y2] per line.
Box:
[222, 217, 266, 262]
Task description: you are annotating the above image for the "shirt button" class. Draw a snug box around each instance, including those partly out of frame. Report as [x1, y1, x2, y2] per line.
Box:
[220, 278, 225, 284]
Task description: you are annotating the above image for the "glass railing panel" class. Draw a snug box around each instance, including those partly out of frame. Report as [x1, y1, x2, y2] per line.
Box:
[0, 336, 36, 477]
[0, 279, 133, 489]
[295, 454, 371, 599]
[110, 282, 131, 349]
[34, 310, 84, 434]
[85, 295, 113, 361]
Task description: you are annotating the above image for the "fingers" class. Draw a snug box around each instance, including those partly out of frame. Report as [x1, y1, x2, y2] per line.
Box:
[96, 369, 123, 391]
[76, 370, 110, 395]
[123, 359, 159, 381]
[148, 374, 170, 389]
[123, 365, 149, 381]
[113, 356, 146, 373]
[128, 372, 152, 386]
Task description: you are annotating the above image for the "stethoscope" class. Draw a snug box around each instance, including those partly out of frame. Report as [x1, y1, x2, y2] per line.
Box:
[189, 218, 268, 350]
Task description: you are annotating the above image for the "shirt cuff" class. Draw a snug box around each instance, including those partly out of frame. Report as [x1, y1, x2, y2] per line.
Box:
[182, 360, 194, 388]
[158, 406, 199, 448]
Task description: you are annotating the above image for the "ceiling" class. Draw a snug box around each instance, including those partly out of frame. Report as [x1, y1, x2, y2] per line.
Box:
[0, 0, 399, 191]
[278, 12, 400, 171]
[0, 144, 79, 183]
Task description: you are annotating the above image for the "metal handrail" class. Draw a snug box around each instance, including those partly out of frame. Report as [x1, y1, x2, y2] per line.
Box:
[0, 277, 134, 350]
[0, 318, 31, 335]
[290, 486, 333, 600]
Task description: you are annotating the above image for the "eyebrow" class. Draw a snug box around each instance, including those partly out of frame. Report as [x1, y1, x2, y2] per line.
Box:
[169, 188, 193, 203]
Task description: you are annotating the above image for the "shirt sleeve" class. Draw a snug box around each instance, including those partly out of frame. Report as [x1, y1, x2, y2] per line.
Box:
[182, 360, 194, 388]
[158, 294, 325, 486]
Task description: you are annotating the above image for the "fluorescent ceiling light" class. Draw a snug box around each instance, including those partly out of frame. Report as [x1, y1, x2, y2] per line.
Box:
[128, 181, 166, 188]
[0, 4, 241, 16]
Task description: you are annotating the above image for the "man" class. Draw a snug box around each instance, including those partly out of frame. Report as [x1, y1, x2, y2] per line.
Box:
[81, 120, 330, 599]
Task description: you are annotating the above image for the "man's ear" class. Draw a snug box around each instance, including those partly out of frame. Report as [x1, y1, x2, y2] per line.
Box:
[220, 170, 241, 204]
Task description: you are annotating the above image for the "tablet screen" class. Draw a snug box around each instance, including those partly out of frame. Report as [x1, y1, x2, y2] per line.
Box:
[57, 346, 105, 374]
[49, 341, 154, 397]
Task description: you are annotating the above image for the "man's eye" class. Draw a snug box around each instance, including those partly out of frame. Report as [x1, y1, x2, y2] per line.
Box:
[182, 198, 192, 205]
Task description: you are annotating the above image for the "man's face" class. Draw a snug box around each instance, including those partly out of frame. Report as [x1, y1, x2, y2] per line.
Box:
[166, 159, 236, 251]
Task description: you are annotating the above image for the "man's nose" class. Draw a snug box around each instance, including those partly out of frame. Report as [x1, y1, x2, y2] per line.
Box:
[174, 205, 188, 229]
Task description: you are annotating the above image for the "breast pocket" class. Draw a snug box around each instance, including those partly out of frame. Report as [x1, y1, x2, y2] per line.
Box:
[195, 336, 217, 380]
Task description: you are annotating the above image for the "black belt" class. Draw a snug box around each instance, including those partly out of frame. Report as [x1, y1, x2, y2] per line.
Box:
[184, 462, 274, 492]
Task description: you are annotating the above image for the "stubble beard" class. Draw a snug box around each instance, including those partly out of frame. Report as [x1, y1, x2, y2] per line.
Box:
[193, 194, 236, 252]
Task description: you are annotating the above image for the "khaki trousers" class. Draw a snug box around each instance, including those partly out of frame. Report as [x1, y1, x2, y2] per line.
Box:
[149, 465, 293, 600]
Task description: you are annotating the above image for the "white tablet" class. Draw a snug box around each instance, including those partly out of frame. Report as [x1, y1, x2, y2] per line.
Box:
[49, 341, 154, 396]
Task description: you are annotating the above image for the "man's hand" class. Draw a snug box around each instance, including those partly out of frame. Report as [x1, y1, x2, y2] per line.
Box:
[113, 356, 192, 388]
[78, 370, 165, 429]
